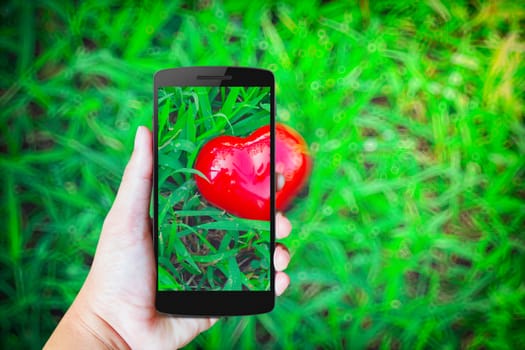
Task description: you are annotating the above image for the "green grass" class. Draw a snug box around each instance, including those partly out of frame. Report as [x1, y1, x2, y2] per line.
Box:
[1, 0, 524, 348]
[157, 85, 271, 291]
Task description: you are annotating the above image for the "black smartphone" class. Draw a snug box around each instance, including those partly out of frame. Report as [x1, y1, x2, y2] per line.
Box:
[153, 67, 275, 315]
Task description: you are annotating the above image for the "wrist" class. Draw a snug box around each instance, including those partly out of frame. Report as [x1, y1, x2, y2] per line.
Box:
[45, 297, 130, 350]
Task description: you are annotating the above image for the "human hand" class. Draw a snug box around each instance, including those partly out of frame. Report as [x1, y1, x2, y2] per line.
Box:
[45, 126, 292, 349]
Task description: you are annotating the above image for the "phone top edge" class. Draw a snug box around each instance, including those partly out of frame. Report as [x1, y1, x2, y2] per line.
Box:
[154, 66, 274, 86]
[155, 66, 274, 75]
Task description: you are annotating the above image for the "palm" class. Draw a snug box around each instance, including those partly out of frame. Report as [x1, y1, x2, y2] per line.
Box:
[83, 214, 215, 349]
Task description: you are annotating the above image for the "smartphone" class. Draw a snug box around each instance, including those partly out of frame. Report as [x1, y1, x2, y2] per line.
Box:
[153, 67, 275, 315]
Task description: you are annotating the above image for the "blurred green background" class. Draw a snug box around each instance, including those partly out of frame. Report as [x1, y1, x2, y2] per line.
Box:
[1, 0, 524, 348]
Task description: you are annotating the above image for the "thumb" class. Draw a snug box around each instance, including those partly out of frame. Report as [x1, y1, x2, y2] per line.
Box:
[103, 126, 153, 239]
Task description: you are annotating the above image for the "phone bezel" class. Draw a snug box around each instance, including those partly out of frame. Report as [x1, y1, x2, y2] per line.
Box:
[153, 67, 276, 316]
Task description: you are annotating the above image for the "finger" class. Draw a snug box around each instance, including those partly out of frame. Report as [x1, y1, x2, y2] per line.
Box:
[276, 212, 292, 239]
[275, 272, 290, 296]
[274, 244, 290, 271]
[104, 126, 153, 237]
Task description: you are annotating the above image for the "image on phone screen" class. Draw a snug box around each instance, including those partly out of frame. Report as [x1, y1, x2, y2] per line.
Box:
[156, 85, 272, 292]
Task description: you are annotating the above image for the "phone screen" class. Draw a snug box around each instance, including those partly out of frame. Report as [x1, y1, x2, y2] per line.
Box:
[156, 83, 273, 294]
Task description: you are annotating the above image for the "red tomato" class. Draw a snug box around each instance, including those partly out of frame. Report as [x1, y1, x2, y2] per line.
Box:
[193, 123, 311, 220]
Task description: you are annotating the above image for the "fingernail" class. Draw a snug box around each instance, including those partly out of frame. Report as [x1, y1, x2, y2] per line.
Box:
[276, 172, 285, 192]
[275, 273, 290, 296]
[276, 212, 292, 239]
[275, 246, 290, 271]
[134, 126, 144, 150]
